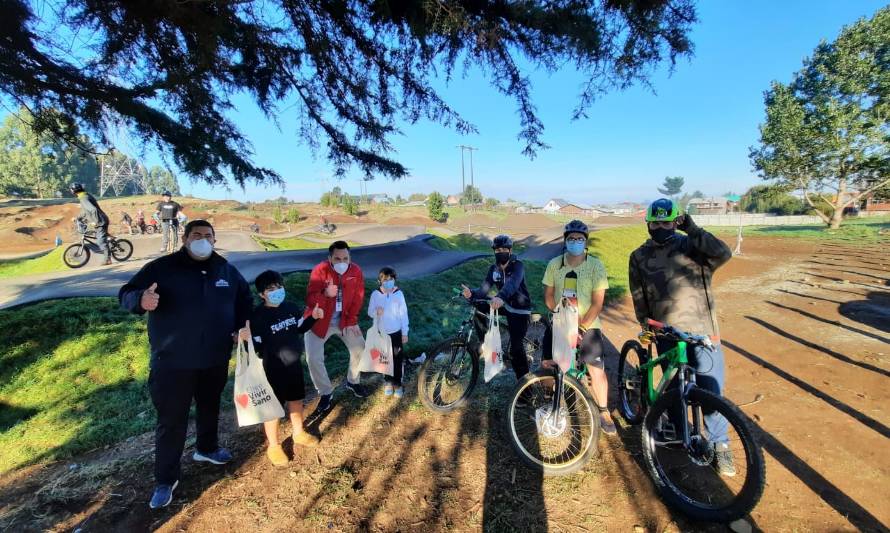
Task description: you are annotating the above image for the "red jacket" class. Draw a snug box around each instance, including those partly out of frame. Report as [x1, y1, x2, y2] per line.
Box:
[304, 261, 365, 337]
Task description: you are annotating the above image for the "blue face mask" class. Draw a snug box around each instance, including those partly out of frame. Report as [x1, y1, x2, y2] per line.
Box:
[566, 241, 586, 256]
[382, 279, 395, 290]
[266, 287, 286, 306]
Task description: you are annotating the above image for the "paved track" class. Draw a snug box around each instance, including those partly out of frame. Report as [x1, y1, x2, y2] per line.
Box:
[0, 235, 483, 309]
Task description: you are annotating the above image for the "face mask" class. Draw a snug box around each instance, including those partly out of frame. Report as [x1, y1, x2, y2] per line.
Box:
[188, 238, 213, 259]
[266, 287, 285, 306]
[565, 241, 586, 256]
[332, 262, 349, 275]
[649, 227, 676, 244]
[495, 252, 511, 265]
[382, 279, 395, 290]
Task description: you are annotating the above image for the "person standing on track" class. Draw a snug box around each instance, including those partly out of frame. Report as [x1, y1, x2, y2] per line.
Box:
[69, 182, 112, 265]
[156, 191, 183, 253]
[628, 198, 735, 476]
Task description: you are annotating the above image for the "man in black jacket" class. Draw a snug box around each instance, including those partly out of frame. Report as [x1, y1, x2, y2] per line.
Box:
[69, 182, 112, 265]
[119, 220, 252, 509]
[156, 191, 183, 253]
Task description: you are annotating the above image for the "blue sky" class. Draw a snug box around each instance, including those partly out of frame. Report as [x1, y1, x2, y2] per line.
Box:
[133, 2, 890, 204]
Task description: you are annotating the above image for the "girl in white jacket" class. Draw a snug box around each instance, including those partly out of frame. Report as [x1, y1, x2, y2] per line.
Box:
[368, 267, 410, 397]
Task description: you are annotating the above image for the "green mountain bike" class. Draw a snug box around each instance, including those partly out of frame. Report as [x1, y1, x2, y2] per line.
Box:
[618, 319, 765, 523]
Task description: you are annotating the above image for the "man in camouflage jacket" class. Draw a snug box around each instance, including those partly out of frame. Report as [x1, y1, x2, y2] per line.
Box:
[628, 198, 736, 476]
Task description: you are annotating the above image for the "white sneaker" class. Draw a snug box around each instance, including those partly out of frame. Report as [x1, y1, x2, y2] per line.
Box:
[412, 353, 427, 364]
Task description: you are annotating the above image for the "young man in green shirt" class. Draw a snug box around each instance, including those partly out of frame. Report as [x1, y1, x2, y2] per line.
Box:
[542, 220, 616, 435]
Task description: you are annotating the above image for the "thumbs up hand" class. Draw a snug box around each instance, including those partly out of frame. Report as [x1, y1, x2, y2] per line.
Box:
[311, 303, 324, 319]
[324, 280, 338, 298]
[238, 320, 252, 341]
[141, 282, 160, 311]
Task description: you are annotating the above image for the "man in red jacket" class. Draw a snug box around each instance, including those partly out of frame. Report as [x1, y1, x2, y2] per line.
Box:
[304, 241, 368, 412]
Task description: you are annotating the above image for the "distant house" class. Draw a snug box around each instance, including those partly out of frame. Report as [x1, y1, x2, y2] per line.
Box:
[542, 198, 568, 213]
[367, 193, 392, 204]
[446, 194, 463, 206]
[687, 197, 728, 215]
[863, 193, 890, 212]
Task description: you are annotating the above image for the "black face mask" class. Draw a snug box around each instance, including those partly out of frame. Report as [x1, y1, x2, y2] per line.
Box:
[648, 227, 676, 244]
[495, 252, 511, 265]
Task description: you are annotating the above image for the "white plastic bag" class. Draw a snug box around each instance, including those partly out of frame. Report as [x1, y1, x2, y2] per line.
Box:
[359, 318, 394, 376]
[551, 299, 579, 373]
[481, 307, 504, 382]
[234, 337, 285, 427]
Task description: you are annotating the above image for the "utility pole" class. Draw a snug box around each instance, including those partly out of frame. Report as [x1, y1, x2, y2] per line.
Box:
[456, 145, 478, 200]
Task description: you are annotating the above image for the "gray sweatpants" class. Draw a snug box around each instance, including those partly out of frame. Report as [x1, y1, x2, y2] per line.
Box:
[304, 323, 365, 396]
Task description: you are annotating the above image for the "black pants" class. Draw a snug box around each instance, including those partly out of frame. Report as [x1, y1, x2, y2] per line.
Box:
[148, 364, 228, 485]
[473, 305, 530, 379]
[383, 332, 406, 386]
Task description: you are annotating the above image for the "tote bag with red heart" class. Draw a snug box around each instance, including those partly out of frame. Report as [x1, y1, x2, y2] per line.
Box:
[359, 318, 394, 376]
[234, 337, 285, 427]
[481, 307, 504, 382]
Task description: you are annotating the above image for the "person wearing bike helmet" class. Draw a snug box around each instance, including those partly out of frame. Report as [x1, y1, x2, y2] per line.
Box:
[69, 182, 112, 265]
[461, 234, 533, 379]
[541, 220, 615, 435]
[629, 198, 734, 475]
[156, 191, 183, 253]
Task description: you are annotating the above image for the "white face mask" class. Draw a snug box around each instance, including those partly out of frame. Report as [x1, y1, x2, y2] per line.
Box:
[332, 262, 348, 275]
[189, 238, 213, 259]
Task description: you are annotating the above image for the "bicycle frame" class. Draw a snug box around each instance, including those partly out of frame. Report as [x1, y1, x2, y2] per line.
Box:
[637, 340, 704, 447]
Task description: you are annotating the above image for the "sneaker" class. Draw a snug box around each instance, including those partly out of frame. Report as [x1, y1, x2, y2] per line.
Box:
[266, 445, 288, 467]
[383, 384, 394, 396]
[193, 447, 233, 465]
[293, 431, 320, 448]
[315, 394, 333, 414]
[393, 387, 404, 399]
[345, 381, 369, 398]
[149, 480, 179, 509]
[600, 414, 618, 436]
[714, 442, 737, 477]
[103, 259, 113, 266]
[411, 353, 427, 364]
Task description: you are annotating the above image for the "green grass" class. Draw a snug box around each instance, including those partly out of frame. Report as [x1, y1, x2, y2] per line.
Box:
[424, 231, 527, 254]
[707, 216, 890, 243]
[253, 235, 358, 251]
[586, 225, 650, 302]
[0, 247, 67, 279]
[0, 258, 544, 474]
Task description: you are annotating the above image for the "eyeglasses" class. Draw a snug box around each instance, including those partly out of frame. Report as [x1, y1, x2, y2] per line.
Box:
[566, 237, 586, 244]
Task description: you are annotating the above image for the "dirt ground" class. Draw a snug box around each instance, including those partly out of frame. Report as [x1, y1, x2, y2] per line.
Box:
[0, 234, 887, 532]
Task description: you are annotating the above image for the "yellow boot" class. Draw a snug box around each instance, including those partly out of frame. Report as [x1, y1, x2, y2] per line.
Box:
[266, 444, 288, 466]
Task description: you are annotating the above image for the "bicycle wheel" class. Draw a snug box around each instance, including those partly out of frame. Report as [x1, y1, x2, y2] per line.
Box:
[507, 369, 600, 476]
[417, 337, 479, 413]
[618, 340, 648, 424]
[62, 243, 90, 268]
[110, 238, 134, 261]
[641, 387, 766, 523]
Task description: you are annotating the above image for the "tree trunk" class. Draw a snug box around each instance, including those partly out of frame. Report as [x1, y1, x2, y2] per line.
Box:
[828, 177, 847, 229]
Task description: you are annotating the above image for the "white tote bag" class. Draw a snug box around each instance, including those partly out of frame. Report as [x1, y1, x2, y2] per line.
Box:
[359, 318, 394, 376]
[551, 299, 580, 373]
[481, 308, 504, 382]
[233, 337, 285, 427]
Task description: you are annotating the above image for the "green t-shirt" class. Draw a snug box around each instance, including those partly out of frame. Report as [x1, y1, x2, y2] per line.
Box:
[542, 254, 609, 329]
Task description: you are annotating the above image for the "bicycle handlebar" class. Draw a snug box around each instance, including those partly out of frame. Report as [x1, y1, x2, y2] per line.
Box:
[645, 318, 712, 347]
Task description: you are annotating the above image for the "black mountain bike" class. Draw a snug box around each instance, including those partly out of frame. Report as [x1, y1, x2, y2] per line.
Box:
[417, 291, 547, 413]
[618, 319, 765, 522]
[63, 227, 133, 268]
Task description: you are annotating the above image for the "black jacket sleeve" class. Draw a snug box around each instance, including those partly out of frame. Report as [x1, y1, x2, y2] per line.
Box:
[119, 261, 157, 314]
[628, 252, 649, 327]
[496, 260, 525, 301]
[471, 265, 495, 300]
[684, 219, 732, 271]
[296, 312, 318, 334]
